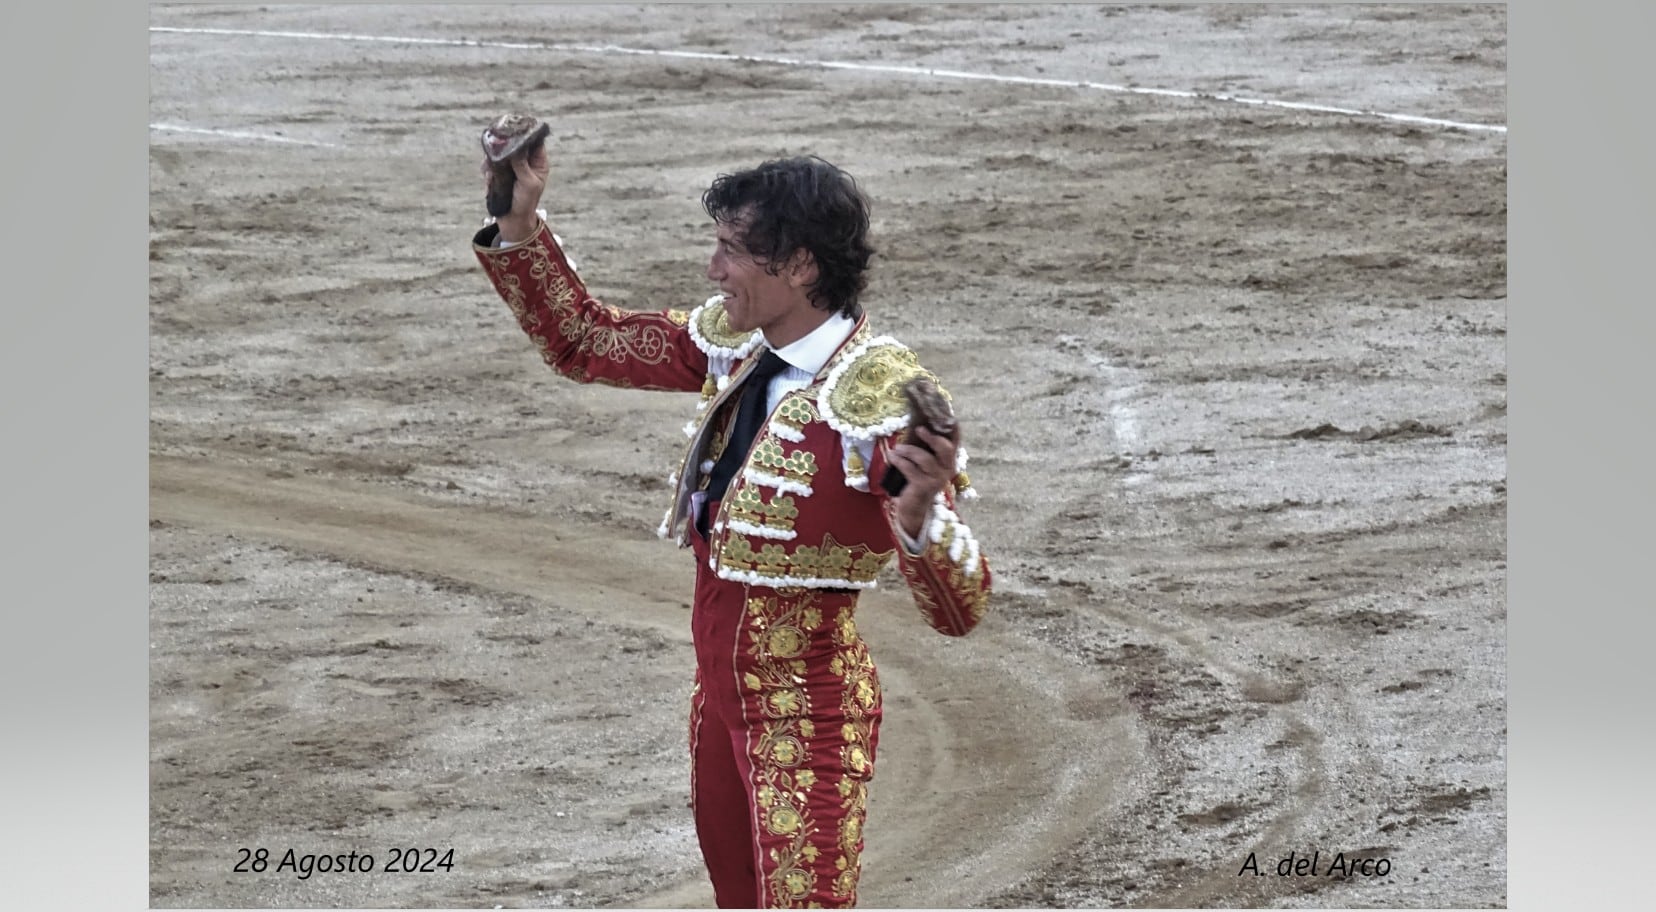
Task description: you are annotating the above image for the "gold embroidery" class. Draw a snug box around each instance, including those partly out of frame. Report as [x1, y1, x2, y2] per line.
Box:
[787, 547, 823, 580]
[927, 538, 990, 621]
[778, 865, 814, 903]
[722, 536, 756, 569]
[830, 607, 878, 903]
[831, 780, 868, 901]
[522, 245, 581, 328]
[780, 450, 819, 485]
[492, 242, 681, 368]
[775, 394, 817, 429]
[744, 592, 834, 907]
[906, 573, 946, 631]
[559, 308, 678, 366]
[495, 272, 528, 322]
[718, 533, 897, 586]
[845, 445, 866, 477]
[751, 439, 820, 488]
[695, 298, 759, 350]
[818, 548, 852, 580]
[771, 735, 804, 766]
[824, 341, 937, 433]
[851, 551, 886, 580]
[756, 543, 791, 577]
[728, 486, 801, 535]
[666, 308, 691, 327]
[766, 687, 805, 719]
[901, 537, 991, 633]
[768, 805, 803, 836]
[768, 626, 806, 659]
[845, 742, 870, 777]
[766, 496, 800, 529]
[753, 439, 787, 472]
[726, 485, 767, 524]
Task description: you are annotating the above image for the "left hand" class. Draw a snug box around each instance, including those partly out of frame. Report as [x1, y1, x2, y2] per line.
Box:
[887, 425, 960, 541]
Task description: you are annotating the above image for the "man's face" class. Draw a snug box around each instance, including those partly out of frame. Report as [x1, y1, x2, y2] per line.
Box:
[705, 215, 802, 336]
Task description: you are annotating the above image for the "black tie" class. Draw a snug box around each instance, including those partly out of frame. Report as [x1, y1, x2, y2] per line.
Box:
[700, 350, 790, 530]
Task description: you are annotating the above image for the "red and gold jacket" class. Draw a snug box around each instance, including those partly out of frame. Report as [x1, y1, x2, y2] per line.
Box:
[473, 220, 990, 636]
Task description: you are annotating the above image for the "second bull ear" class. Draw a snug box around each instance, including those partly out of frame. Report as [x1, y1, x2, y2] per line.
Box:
[880, 377, 956, 497]
[481, 114, 550, 218]
[903, 376, 957, 440]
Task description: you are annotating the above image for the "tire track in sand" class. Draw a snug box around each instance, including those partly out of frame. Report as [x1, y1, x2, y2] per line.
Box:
[151, 452, 1145, 908]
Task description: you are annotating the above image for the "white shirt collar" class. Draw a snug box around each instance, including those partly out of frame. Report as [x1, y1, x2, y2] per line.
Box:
[764, 313, 856, 377]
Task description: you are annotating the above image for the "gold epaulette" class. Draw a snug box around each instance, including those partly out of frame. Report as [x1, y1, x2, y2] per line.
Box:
[687, 295, 762, 360]
[818, 335, 947, 442]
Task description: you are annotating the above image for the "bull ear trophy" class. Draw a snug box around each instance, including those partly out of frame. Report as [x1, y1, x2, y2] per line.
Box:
[881, 377, 957, 497]
[481, 113, 551, 218]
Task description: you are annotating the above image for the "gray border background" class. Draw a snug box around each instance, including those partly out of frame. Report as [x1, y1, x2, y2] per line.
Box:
[1506, 1, 1654, 909]
[6, 0, 151, 909]
[6, 0, 1649, 908]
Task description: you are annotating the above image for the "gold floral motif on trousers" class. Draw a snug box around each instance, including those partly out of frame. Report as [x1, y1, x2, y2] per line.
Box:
[738, 590, 881, 907]
[743, 592, 826, 905]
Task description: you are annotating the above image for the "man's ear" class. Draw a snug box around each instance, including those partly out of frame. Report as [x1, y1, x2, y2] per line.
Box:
[786, 249, 819, 289]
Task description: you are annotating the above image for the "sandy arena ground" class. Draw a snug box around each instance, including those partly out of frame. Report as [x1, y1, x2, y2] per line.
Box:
[148, 4, 1506, 908]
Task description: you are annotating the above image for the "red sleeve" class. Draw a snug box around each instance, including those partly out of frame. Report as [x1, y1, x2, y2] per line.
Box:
[869, 439, 993, 637]
[473, 221, 708, 391]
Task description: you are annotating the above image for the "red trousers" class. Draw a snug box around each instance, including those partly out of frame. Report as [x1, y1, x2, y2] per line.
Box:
[688, 516, 883, 908]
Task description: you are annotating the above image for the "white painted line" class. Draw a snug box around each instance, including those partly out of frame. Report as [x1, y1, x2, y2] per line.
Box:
[150, 122, 344, 149]
[150, 25, 1507, 134]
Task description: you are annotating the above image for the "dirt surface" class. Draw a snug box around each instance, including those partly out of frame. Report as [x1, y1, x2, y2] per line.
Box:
[149, 5, 1506, 908]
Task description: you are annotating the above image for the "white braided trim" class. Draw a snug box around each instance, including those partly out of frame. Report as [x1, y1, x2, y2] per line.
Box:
[656, 508, 672, 539]
[844, 473, 870, 492]
[714, 565, 880, 590]
[682, 420, 698, 439]
[952, 522, 983, 575]
[919, 496, 982, 573]
[726, 519, 798, 542]
[927, 514, 947, 544]
[927, 495, 955, 544]
[687, 295, 762, 360]
[950, 443, 975, 498]
[818, 335, 914, 442]
[743, 467, 814, 497]
[769, 421, 805, 443]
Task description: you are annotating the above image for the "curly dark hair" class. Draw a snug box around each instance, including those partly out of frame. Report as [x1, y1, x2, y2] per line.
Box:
[701, 156, 875, 319]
